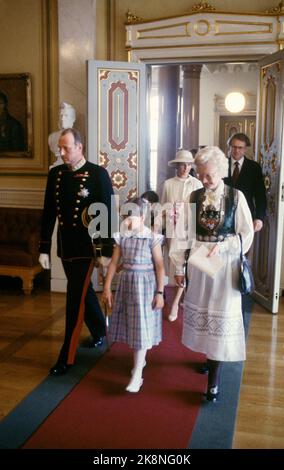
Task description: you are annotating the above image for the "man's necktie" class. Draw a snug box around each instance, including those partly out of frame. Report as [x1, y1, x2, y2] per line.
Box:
[232, 161, 239, 185]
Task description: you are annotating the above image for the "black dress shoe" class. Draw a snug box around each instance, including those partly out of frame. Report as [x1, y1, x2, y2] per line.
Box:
[81, 336, 104, 348]
[205, 386, 219, 402]
[93, 337, 104, 347]
[49, 362, 72, 376]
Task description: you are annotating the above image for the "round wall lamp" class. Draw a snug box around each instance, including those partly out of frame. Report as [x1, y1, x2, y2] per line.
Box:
[225, 92, 245, 113]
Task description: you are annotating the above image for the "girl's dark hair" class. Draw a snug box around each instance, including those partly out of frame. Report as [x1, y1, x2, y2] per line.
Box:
[121, 197, 149, 219]
[141, 190, 159, 204]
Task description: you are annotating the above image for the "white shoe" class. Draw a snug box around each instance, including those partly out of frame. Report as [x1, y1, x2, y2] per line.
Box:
[126, 377, 143, 393]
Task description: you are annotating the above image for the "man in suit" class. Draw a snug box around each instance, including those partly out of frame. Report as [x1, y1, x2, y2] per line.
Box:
[39, 128, 114, 375]
[224, 133, 266, 232]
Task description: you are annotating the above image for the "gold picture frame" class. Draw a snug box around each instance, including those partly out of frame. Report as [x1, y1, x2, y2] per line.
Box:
[0, 73, 33, 158]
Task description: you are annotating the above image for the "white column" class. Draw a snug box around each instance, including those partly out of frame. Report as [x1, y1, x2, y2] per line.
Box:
[182, 64, 202, 150]
[156, 65, 179, 191]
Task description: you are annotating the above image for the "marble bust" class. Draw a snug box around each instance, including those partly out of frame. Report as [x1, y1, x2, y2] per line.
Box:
[48, 102, 76, 167]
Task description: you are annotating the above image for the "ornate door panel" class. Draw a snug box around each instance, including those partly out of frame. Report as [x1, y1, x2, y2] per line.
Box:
[254, 51, 284, 313]
[87, 61, 146, 291]
[219, 115, 256, 159]
[88, 60, 146, 205]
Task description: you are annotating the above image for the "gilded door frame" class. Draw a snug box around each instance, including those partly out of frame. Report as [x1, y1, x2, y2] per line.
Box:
[253, 50, 284, 313]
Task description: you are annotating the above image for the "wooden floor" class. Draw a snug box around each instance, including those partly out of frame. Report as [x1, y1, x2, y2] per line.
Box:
[234, 297, 284, 449]
[0, 283, 284, 449]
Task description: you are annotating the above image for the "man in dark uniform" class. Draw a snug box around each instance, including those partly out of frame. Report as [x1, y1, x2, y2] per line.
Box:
[39, 128, 114, 375]
[224, 133, 267, 232]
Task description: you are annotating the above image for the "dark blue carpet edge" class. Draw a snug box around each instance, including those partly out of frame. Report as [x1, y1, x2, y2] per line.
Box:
[188, 296, 253, 449]
[0, 343, 108, 449]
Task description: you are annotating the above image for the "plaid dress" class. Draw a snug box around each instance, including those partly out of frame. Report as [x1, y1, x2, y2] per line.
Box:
[108, 227, 163, 350]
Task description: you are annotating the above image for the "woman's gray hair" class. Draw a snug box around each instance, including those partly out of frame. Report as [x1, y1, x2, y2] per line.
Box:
[195, 146, 228, 178]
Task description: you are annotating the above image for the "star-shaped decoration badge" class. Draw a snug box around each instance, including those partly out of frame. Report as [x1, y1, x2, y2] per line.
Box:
[78, 188, 89, 198]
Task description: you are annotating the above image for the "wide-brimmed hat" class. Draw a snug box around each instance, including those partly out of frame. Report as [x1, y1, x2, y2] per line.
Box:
[168, 149, 194, 167]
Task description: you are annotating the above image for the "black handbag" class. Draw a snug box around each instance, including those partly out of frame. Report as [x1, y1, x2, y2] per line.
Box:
[238, 233, 254, 295]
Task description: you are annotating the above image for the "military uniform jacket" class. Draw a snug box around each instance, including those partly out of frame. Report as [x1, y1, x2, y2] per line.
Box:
[39, 161, 114, 260]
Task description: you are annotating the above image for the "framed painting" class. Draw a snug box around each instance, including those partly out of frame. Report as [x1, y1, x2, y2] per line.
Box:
[0, 73, 33, 158]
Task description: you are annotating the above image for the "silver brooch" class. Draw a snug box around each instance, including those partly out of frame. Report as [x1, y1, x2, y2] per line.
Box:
[78, 188, 89, 198]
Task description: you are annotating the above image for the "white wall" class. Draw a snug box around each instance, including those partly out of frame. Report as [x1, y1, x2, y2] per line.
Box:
[199, 63, 258, 146]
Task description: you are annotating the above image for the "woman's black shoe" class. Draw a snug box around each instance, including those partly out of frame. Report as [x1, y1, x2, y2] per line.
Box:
[81, 336, 104, 348]
[205, 386, 219, 402]
[196, 362, 209, 374]
[198, 363, 209, 374]
[49, 362, 72, 376]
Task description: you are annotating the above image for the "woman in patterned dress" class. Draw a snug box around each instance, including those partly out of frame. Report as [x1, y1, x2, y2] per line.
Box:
[102, 198, 165, 393]
[171, 147, 254, 402]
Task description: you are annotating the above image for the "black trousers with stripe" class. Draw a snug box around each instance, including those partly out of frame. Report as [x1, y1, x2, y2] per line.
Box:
[57, 258, 106, 365]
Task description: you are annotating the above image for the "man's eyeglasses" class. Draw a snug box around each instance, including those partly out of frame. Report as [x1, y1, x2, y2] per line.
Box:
[231, 145, 246, 150]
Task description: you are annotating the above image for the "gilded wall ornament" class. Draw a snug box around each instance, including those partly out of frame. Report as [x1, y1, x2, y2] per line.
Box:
[266, 2, 284, 14]
[264, 174, 271, 191]
[271, 153, 277, 174]
[191, 2, 216, 12]
[125, 10, 143, 25]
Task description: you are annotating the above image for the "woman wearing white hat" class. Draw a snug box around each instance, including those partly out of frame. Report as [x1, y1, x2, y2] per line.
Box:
[161, 149, 202, 321]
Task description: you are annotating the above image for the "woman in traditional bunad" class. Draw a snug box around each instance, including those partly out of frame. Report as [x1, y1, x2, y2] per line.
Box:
[160, 149, 202, 322]
[171, 146, 254, 402]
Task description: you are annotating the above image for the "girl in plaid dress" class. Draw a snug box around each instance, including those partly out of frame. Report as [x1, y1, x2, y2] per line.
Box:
[102, 198, 165, 393]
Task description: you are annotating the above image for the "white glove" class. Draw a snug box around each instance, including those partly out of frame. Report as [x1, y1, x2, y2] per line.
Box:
[99, 256, 111, 268]
[39, 253, 51, 270]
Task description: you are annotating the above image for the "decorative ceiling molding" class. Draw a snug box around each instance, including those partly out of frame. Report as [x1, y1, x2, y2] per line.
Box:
[125, 2, 284, 26]
[203, 63, 258, 74]
[126, 4, 284, 63]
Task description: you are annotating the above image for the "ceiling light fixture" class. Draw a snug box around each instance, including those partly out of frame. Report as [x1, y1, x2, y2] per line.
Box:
[225, 92, 245, 113]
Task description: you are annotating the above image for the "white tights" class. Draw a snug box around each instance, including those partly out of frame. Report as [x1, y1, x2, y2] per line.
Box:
[168, 286, 184, 321]
[126, 348, 147, 393]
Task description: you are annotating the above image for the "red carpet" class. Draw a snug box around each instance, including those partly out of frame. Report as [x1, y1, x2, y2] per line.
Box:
[24, 292, 207, 449]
